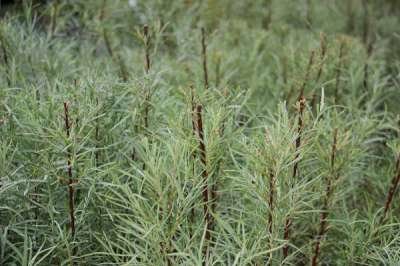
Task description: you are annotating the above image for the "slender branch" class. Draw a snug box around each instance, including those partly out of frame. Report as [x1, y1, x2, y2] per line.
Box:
[268, 171, 275, 235]
[381, 153, 400, 222]
[215, 53, 221, 88]
[311, 129, 338, 266]
[316, 32, 327, 83]
[189, 86, 197, 236]
[95, 98, 100, 166]
[193, 104, 212, 262]
[282, 51, 313, 258]
[63, 102, 75, 237]
[63, 102, 76, 266]
[283, 95, 306, 259]
[143, 25, 151, 132]
[282, 55, 288, 86]
[201, 27, 209, 90]
[144, 24, 151, 74]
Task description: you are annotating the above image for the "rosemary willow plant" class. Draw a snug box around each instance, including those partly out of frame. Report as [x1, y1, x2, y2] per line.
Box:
[0, 0, 399, 265]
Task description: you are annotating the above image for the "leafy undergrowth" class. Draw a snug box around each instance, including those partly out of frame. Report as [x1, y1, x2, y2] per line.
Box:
[0, 0, 400, 265]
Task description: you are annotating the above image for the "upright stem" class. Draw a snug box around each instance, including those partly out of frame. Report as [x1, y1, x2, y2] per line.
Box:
[311, 129, 338, 266]
[201, 28, 209, 90]
[193, 104, 212, 262]
[316, 32, 327, 84]
[282, 51, 313, 258]
[283, 95, 306, 259]
[215, 54, 221, 88]
[63, 102, 76, 265]
[95, 98, 100, 166]
[143, 25, 151, 132]
[381, 154, 400, 221]
[144, 25, 151, 74]
[293, 97, 306, 180]
[268, 171, 275, 235]
[267, 169, 275, 265]
[189, 86, 197, 235]
[63, 102, 75, 237]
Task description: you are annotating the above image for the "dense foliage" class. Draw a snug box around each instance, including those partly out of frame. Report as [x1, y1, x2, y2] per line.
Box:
[1, 0, 400, 265]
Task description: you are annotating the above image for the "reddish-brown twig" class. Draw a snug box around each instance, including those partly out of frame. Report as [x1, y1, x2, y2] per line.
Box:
[63, 102, 76, 238]
[215, 53, 221, 88]
[189, 86, 197, 235]
[143, 25, 152, 133]
[201, 28, 209, 90]
[283, 95, 306, 259]
[268, 171, 275, 235]
[193, 104, 212, 262]
[381, 154, 400, 222]
[311, 129, 338, 266]
[282, 51, 313, 259]
[144, 25, 151, 74]
[95, 98, 100, 166]
[316, 33, 327, 84]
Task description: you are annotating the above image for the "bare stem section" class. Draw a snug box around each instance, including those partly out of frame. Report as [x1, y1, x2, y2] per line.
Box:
[381, 154, 400, 221]
[311, 129, 339, 266]
[316, 33, 327, 83]
[63, 102, 76, 238]
[201, 28, 209, 90]
[282, 50, 313, 259]
[191, 102, 212, 262]
[143, 25, 151, 131]
[144, 25, 151, 74]
[95, 98, 100, 166]
[268, 171, 275, 235]
[63, 102, 76, 266]
[283, 95, 306, 259]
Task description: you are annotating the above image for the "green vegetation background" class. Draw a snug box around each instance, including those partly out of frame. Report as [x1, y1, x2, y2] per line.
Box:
[0, 0, 400, 265]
